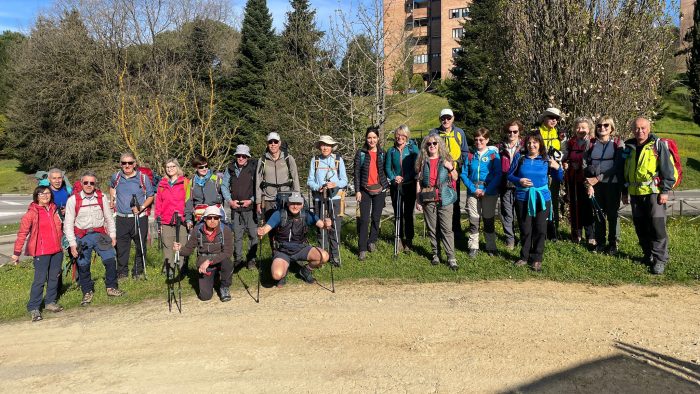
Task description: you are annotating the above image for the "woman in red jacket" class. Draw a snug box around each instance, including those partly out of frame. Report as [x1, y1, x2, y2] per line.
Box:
[12, 186, 64, 322]
[155, 159, 189, 275]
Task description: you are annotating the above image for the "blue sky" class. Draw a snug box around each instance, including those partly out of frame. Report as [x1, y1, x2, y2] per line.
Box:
[0, 0, 681, 34]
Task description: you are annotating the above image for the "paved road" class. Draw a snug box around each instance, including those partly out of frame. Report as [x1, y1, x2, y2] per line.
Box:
[0, 194, 31, 224]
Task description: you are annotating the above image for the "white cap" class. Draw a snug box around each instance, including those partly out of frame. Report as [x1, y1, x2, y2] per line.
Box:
[440, 108, 454, 118]
[234, 144, 251, 157]
[266, 132, 281, 142]
[202, 205, 222, 218]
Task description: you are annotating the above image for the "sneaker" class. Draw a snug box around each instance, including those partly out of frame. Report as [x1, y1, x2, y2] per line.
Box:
[80, 291, 94, 306]
[298, 266, 316, 284]
[448, 259, 458, 271]
[358, 251, 367, 261]
[247, 259, 257, 270]
[368, 243, 377, 253]
[30, 309, 42, 322]
[468, 249, 478, 258]
[531, 261, 542, 272]
[431, 255, 440, 266]
[220, 286, 232, 302]
[652, 260, 667, 275]
[403, 240, 412, 253]
[117, 273, 128, 280]
[514, 259, 527, 267]
[44, 303, 64, 313]
[106, 287, 124, 297]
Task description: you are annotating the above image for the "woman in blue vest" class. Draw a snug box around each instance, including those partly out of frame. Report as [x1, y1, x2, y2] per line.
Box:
[508, 132, 563, 271]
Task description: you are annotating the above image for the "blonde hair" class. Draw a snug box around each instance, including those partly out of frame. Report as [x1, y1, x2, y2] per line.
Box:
[394, 124, 410, 139]
[165, 158, 184, 177]
[596, 116, 616, 135]
[415, 134, 453, 181]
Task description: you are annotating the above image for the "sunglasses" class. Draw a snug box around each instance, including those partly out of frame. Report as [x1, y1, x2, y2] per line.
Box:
[82, 181, 96, 186]
[121, 161, 135, 166]
[235, 154, 248, 159]
[596, 123, 610, 128]
[427, 141, 438, 147]
[440, 117, 452, 122]
[507, 130, 519, 134]
[268, 140, 280, 145]
[204, 216, 220, 221]
[197, 165, 208, 170]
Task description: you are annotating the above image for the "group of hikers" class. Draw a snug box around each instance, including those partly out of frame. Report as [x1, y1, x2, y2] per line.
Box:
[11, 107, 680, 322]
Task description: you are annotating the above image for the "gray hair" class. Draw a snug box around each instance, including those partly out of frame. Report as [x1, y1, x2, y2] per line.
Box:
[572, 117, 594, 132]
[80, 170, 98, 182]
[394, 124, 410, 139]
[47, 168, 64, 177]
[119, 152, 136, 162]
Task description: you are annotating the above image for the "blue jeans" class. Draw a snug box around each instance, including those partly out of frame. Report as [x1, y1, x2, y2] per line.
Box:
[27, 252, 63, 311]
[76, 232, 118, 294]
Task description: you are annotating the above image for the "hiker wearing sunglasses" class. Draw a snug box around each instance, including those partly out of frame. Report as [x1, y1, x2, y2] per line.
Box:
[497, 120, 524, 250]
[174, 206, 234, 302]
[185, 154, 225, 229]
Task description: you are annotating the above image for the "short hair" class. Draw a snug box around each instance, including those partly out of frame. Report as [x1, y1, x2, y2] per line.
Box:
[81, 170, 98, 182]
[573, 117, 594, 136]
[596, 116, 616, 134]
[120, 152, 136, 163]
[47, 168, 64, 178]
[33, 186, 53, 204]
[474, 127, 490, 140]
[394, 124, 410, 139]
[630, 117, 651, 131]
[191, 154, 208, 168]
[502, 119, 524, 135]
[165, 158, 184, 177]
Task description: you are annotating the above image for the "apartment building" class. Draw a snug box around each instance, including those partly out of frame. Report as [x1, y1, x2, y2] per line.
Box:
[680, 0, 695, 71]
[384, 0, 472, 91]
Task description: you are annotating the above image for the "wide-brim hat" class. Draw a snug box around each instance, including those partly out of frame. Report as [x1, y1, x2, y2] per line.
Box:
[288, 192, 304, 204]
[540, 107, 562, 122]
[314, 135, 339, 151]
[202, 205, 222, 218]
[234, 144, 251, 157]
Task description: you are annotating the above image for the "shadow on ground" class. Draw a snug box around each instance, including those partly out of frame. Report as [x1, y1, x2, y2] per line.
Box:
[505, 341, 700, 393]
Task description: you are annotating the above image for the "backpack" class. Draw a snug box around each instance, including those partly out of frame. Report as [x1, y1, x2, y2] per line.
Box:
[653, 137, 682, 189]
[71, 181, 105, 217]
[258, 153, 293, 189]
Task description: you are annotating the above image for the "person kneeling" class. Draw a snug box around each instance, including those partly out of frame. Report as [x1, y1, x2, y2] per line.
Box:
[257, 192, 332, 286]
[174, 206, 234, 302]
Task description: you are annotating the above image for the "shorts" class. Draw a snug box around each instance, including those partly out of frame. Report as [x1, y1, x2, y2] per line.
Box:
[273, 244, 314, 266]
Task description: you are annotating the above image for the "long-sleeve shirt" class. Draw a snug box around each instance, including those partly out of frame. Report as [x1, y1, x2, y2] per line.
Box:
[64, 191, 116, 247]
[255, 152, 300, 203]
[307, 154, 348, 200]
[507, 154, 564, 202]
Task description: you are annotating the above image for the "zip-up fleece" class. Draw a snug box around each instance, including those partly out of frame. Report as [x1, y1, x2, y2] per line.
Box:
[255, 151, 300, 203]
[156, 176, 188, 225]
[385, 140, 420, 183]
[461, 146, 502, 196]
[14, 202, 63, 257]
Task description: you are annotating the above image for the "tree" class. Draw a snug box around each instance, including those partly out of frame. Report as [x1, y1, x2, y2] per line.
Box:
[219, 0, 277, 148]
[447, 0, 505, 133]
[0, 31, 24, 113]
[688, 0, 700, 124]
[341, 35, 377, 96]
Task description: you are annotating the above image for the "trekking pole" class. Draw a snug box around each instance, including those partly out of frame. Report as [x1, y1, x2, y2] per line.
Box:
[394, 186, 402, 258]
[325, 193, 337, 293]
[320, 189, 327, 250]
[131, 194, 148, 280]
[169, 211, 182, 313]
[255, 213, 263, 303]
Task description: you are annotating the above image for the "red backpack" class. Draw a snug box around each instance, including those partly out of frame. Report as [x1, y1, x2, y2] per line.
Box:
[654, 138, 682, 189]
[71, 181, 107, 237]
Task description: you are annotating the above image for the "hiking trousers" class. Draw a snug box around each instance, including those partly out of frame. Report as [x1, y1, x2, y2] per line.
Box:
[630, 194, 668, 263]
[116, 215, 148, 277]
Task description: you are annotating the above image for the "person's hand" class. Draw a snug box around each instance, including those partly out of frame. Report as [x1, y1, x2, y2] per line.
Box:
[475, 189, 485, 198]
[622, 194, 629, 205]
[326, 181, 337, 189]
[173, 242, 181, 252]
[355, 192, 361, 202]
[395, 176, 404, 184]
[111, 237, 117, 247]
[519, 178, 533, 187]
[324, 218, 332, 229]
[658, 193, 668, 205]
[60, 207, 66, 216]
[256, 203, 262, 215]
[11, 254, 19, 265]
[443, 160, 454, 172]
[586, 177, 599, 187]
[257, 227, 266, 238]
[229, 200, 238, 209]
[415, 202, 423, 212]
[70, 246, 78, 258]
[241, 200, 252, 208]
[562, 162, 569, 171]
[187, 221, 193, 231]
[548, 158, 560, 170]
[587, 185, 594, 198]
[131, 206, 140, 214]
[198, 260, 211, 274]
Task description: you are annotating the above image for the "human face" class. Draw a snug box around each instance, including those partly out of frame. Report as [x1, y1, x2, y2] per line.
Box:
[48, 172, 63, 190]
[633, 118, 650, 144]
[165, 163, 178, 178]
[236, 154, 249, 166]
[196, 163, 209, 176]
[575, 122, 589, 139]
[474, 135, 489, 152]
[81, 176, 97, 194]
[544, 116, 558, 128]
[596, 122, 612, 139]
[527, 137, 540, 157]
[395, 133, 407, 148]
[426, 138, 439, 157]
[268, 139, 281, 155]
[203, 215, 220, 230]
[288, 202, 303, 214]
[319, 143, 333, 157]
[440, 115, 454, 130]
[506, 126, 520, 143]
[366, 132, 378, 150]
[120, 157, 136, 175]
[37, 190, 52, 206]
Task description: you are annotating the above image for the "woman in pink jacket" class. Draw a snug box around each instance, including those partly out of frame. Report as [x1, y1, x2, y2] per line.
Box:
[155, 159, 189, 275]
[12, 186, 64, 322]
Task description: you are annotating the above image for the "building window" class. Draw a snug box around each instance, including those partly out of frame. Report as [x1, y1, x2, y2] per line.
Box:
[431, 53, 440, 58]
[452, 47, 462, 57]
[449, 8, 470, 19]
[452, 28, 464, 39]
[414, 54, 428, 64]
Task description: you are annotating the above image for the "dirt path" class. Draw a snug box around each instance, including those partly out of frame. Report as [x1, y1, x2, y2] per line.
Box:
[1, 280, 699, 393]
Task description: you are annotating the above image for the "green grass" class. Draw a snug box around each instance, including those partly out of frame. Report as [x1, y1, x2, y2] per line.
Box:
[1, 217, 698, 322]
[386, 93, 448, 140]
[0, 159, 35, 194]
[654, 86, 700, 190]
[0, 222, 19, 236]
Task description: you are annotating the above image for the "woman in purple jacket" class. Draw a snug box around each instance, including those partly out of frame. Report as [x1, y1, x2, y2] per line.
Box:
[507, 132, 563, 271]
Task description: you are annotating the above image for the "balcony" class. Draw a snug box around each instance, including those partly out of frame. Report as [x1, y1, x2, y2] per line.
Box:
[413, 25, 428, 38]
[412, 7, 428, 19]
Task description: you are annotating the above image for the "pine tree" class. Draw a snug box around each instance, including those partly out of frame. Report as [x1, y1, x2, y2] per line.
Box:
[282, 0, 323, 66]
[446, 0, 504, 133]
[688, 1, 700, 125]
[219, 0, 277, 146]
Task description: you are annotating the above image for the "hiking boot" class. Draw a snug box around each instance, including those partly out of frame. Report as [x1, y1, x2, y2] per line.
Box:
[247, 259, 257, 270]
[431, 255, 440, 266]
[448, 259, 458, 271]
[44, 303, 64, 313]
[606, 245, 618, 257]
[652, 260, 667, 275]
[106, 287, 124, 297]
[220, 286, 232, 302]
[330, 257, 341, 268]
[531, 261, 542, 272]
[30, 309, 42, 322]
[514, 259, 527, 267]
[505, 242, 515, 251]
[593, 245, 605, 254]
[641, 255, 653, 266]
[368, 243, 377, 252]
[117, 273, 128, 281]
[276, 276, 287, 288]
[358, 251, 367, 261]
[80, 291, 94, 306]
[298, 266, 316, 284]
[468, 249, 478, 258]
[403, 240, 412, 253]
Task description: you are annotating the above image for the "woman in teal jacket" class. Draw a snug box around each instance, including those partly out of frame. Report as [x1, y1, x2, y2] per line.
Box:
[460, 127, 502, 257]
[385, 125, 419, 252]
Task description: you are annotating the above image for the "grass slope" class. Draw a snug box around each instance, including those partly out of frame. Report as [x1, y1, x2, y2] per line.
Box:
[386, 93, 448, 140]
[0, 159, 35, 194]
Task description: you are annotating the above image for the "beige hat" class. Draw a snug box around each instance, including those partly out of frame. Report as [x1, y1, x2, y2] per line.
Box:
[540, 107, 562, 121]
[234, 144, 251, 157]
[314, 135, 339, 151]
[202, 205, 222, 218]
